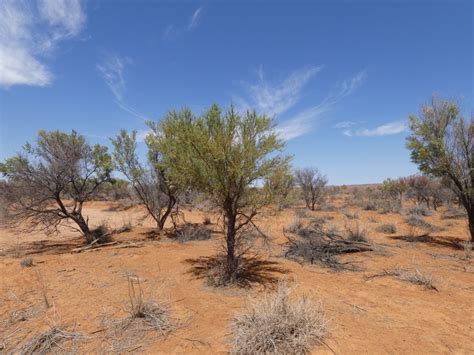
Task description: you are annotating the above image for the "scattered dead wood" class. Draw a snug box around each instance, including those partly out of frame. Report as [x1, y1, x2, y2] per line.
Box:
[284, 224, 373, 271]
[71, 241, 143, 253]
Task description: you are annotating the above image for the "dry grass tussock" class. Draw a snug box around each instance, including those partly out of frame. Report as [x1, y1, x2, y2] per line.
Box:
[17, 323, 85, 354]
[102, 275, 174, 352]
[229, 281, 328, 354]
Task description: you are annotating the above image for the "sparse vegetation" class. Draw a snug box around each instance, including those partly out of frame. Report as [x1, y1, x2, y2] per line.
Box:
[171, 223, 212, 242]
[376, 223, 397, 234]
[229, 282, 327, 354]
[366, 268, 438, 291]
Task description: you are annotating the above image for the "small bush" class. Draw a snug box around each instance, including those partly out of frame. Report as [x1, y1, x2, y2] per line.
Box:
[404, 215, 439, 232]
[90, 223, 112, 244]
[362, 201, 378, 211]
[344, 223, 370, 242]
[172, 223, 212, 242]
[284, 218, 305, 235]
[461, 241, 472, 260]
[342, 210, 359, 220]
[376, 223, 397, 234]
[406, 205, 432, 216]
[20, 257, 33, 268]
[295, 208, 310, 218]
[441, 208, 466, 220]
[229, 282, 327, 354]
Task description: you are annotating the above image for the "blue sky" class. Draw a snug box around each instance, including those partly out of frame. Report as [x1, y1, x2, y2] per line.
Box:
[1, 0, 472, 184]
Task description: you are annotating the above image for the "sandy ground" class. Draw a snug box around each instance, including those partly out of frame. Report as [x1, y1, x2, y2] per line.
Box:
[0, 199, 473, 354]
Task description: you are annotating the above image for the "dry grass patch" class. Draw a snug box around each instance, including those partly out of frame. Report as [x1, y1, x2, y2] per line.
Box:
[366, 268, 438, 291]
[18, 324, 85, 354]
[102, 276, 174, 352]
[229, 282, 327, 354]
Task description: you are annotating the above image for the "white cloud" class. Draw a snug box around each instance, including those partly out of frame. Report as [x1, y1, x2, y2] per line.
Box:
[0, 0, 86, 88]
[164, 6, 204, 40]
[242, 66, 323, 117]
[334, 121, 357, 129]
[97, 53, 150, 122]
[271, 70, 366, 141]
[340, 120, 407, 137]
[188, 7, 203, 29]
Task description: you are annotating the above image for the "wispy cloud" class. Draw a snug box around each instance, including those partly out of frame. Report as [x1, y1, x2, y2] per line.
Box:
[97, 52, 149, 122]
[236, 67, 366, 141]
[338, 120, 408, 137]
[237, 66, 323, 116]
[276, 71, 366, 140]
[163, 6, 204, 40]
[188, 7, 203, 29]
[0, 0, 86, 88]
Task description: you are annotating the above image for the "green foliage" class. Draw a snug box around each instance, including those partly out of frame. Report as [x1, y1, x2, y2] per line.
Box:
[406, 96, 473, 240]
[150, 105, 290, 211]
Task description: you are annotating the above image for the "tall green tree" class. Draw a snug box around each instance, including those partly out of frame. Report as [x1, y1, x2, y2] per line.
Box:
[111, 130, 177, 230]
[0, 130, 113, 243]
[151, 105, 291, 281]
[406, 97, 473, 241]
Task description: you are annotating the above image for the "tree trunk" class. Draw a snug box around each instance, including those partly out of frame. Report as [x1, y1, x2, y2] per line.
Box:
[225, 210, 238, 279]
[73, 214, 94, 243]
[158, 195, 176, 230]
[468, 208, 474, 243]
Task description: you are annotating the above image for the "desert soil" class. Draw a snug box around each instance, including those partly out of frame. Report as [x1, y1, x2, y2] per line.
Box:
[0, 198, 473, 354]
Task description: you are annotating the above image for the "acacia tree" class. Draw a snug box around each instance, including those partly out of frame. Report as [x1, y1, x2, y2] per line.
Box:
[406, 97, 473, 241]
[152, 105, 290, 282]
[111, 130, 176, 230]
[382, 178, 407, 207]
[294, 167, 328, 211]
[0, 130, 113, 243]
[264, 162, 294, 210]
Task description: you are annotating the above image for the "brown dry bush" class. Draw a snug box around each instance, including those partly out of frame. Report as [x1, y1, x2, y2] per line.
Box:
[229, 282, 327, 354]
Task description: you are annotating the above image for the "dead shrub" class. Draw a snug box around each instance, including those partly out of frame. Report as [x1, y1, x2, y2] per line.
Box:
[284, 224, 373, 271]
[229, 282, 327, 354]
[376, 223, 397, 234]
